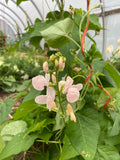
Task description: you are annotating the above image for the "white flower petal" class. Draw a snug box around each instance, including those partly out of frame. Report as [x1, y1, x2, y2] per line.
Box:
[35, 95, 47, 104]
[32, 75, 46, 91]
[67, 87, 80, 103]
[47, 87, 55, 101]
[63, 76, 73, 94]
[72, 84, 83, 91]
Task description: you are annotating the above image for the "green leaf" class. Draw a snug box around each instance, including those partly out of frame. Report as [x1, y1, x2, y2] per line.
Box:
[41, 18, 74, 48]
[17, 0, 29, 5]
[104, 63, 120, 88]
[93, 59, 106, 73]
[0, 133, 37, 160]
[14, 99, 38, 120]
[60, 135, 79, 160]
[88, 14, 102, 31]
[39, 128, 52, 143]
[0, 120, 27, 141]
[53, 112, 64, 131]
[64, 108, 100, 160]
[88, 44, 102, 59]
[0, 136, 5, 153]
[108, 110, 120, 136]
[5, 0, 9, 3]
[97, 88, 118, 108]
[94, 145, 120, 160]
[74, 11, 102, 31]
[59, 24, 80, 65]
[25, 120, 46, 136]
[49, 144, 60, 160]
[34, 151, 49, 160]
[0, 99, 14, 125]
[23, 87, 41, 102]
[105, 134, 120, 146]
[16, 80, 31, 92]
[8, 41, 19, 53]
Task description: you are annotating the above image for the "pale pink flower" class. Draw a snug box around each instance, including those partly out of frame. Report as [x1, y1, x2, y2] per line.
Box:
[63, 76, 73, 94]
[35, 95, 47, 104]
[32, 75, 46, 91]
[43, 61, 49, 73]
[32, 74, 50, 91]
[63, 76, 83, 103]
[67, 87, 80, 103]
[105, 45, 114, 53]
[72, 84, 83, 91]
[35, 87, 56, 111]
[45, 73, 50, 86]
[47, 87, 55, 100]
[52, 74, 56, 83]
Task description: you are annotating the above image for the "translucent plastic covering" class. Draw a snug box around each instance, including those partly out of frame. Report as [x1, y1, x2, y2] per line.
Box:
[0, 0, 120, 58]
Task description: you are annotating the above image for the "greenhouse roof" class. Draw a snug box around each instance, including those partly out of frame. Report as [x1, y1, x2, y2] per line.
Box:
[0, 0, 120, 58]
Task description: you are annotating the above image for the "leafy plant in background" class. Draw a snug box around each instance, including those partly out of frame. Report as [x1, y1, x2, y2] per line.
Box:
[0, 53, 46, 92]
[1, 0, 120, 160]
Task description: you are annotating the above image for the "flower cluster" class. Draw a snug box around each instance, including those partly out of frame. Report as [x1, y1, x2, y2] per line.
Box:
[32, 52, 83, 122]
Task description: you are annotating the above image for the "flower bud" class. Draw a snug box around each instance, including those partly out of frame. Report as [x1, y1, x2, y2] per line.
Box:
[66, 103, 73, 115]
[52, 74, 56, 83]
[70, 112, 76, 122]
[59, 57, 63, 69]
[55, 59, 59, 67]
[117, 39, 120, 45]
[50, 54, 55, 61]
[62, 63, 65, 70]
[63, 57, 66, 62]
[74, 67, 81, 72]
[43, 61, 49, 73]
[66, 103, 76, 122]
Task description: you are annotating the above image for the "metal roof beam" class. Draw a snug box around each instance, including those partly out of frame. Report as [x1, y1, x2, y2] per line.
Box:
[31, 0, 44, 20]
[0, 2, 26, 28]
[0, 8, 22, 33]
[11, 0, 33, 25]
[0, 16, 16, 34]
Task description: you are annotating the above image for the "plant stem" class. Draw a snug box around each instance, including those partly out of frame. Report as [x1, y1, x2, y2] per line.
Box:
[70, 51, 87, 67]
[73, 75, 85, 80]
[56, 71, 66, 125]
[66, 35, 81, 49]
[60, 0, 64, 18]
[79, 3, 103, 41]
[36, 139, 61, 144]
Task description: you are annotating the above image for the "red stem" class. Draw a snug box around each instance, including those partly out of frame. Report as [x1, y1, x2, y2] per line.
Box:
[85, 71, 93, 83]
[81, 0, 111, 110]
[81, 18, 90, 58]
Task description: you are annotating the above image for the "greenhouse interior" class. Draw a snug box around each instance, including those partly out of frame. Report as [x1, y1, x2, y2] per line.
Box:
[0, 0, 120, 159]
